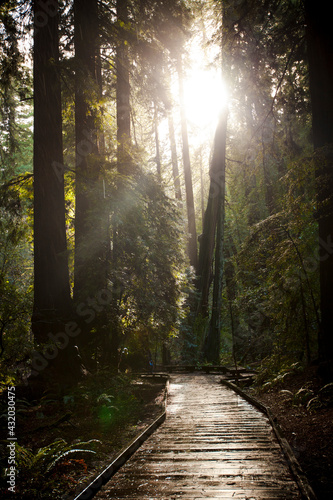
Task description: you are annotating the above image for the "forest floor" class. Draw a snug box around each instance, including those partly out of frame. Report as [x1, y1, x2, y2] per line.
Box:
[1, 369, 332, 499]
[0, 374, 167, 500]
[248, 366, 333, 499]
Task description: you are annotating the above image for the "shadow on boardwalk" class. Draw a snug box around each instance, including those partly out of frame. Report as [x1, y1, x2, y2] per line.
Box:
[95, 374, 303, 499]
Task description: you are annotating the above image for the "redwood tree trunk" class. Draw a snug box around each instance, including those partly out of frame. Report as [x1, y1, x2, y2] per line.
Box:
[74, 0, 101, 301]
[32, 0, 71, 332]
[154, 101, 162, 182]
[32, 0, 80, 383]
[304, 0, 333, 379]
[167, 109, 182, 200]
[116, 0, 132, 175]
[177, 57, 198, 269]
[202, 110, 227, 362]
[73, 0, 109, 364]
[197, 111, 228, 317]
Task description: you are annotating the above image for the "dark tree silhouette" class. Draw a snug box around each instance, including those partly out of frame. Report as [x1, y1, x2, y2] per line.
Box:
[304, 0, 333, 379]
[32, 0, 81, 382]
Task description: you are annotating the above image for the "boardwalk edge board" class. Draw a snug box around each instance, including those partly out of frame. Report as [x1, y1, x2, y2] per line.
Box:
[72, 376, 170, 500]
[220, 379, 317, 500]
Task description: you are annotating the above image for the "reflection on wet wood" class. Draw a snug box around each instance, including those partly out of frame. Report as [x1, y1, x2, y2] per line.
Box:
[95, 374, 302, 499]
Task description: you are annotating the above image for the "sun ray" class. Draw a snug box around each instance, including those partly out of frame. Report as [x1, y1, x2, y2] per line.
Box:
[184, 66, 228, 131]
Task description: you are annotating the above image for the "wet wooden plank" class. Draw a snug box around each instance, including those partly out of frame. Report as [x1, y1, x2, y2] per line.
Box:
[95, 374, 302, 499]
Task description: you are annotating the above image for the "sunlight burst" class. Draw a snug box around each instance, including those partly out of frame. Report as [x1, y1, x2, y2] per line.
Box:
[184, 67, 228, 132]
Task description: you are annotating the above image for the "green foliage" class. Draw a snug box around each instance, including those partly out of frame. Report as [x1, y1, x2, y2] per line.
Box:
[63, 372, 143, 429]
[254, 358, 303, 391]
[231, 152, 319, 366]
[305, 383, 333, 412]
[306, 396, 323, 413]
[203, 0, 318, 371]
[0, 397, 32, 425]
[0, 438, 100, 499]
[104, 171, 189, 361]
[0, 2, 32, 165]
[15, 438, 100, 474]
[293, 387, 314, 406]
[0, 4, 33, 384]
[0, 175, 33, 385]
[0, 0, 324, 383]
[96, 391, 140, 429]
[0, 180, 33, 386]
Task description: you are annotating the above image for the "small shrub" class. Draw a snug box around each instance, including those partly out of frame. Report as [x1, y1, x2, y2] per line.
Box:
[255, 359, 304, 391]
[318, 382, 333, 407]
[279, 389, 294, 404]
[293, 387, 314, 406]
[306, 396, 323, 413]
[10, 438, 101, 499]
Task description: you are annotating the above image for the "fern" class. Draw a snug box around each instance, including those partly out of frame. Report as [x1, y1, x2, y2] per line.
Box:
[15, 437, 101, 476]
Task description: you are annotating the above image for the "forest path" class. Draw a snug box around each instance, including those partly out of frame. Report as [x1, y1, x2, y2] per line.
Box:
[95, 374, 302, 499]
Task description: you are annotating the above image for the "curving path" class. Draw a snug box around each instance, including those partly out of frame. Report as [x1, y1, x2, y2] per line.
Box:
[95, 374, 302, 499]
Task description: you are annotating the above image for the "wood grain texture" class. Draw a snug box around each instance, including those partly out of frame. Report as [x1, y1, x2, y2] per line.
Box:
[95, 374, 302, 499]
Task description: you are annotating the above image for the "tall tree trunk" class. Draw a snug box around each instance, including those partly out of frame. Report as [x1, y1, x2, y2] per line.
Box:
[73, 0, 108, 363]
[177, 56, 198, 269]
[167, 109, 182, 200]
[116, 0, 132, 176]
[304, 0, 333, 379]
[106, 0, 134, 370]
[225, 237, 241, 362]
[32, 0, 80, 383]
[74, 0, 101, 297]
[154, 101, 162, 182]
[197, 111, 228, 317]
[199, 147, 205, 226]
[262, 126, 275, 215]
[202, 110, 227, 362]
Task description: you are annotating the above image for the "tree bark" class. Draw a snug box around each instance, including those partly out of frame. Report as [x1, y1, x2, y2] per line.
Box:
[225, 237, 241, 362]
[199, 147, 205, 225]
[32, 0, 81, 383]
[167, 109, 182, 200]
[197, 110, 228, 317]
[154, 101, 162, 182]
[116, 0, 133, 176]
[304, 0, 333, 379]
[32, 0, 71, 331]
[106, 0, 135, 370]
[177, 56, 198, 269]
[73, 0, 109, 365]
[202, 110, 227, 362]
[74, 0, 101, 297]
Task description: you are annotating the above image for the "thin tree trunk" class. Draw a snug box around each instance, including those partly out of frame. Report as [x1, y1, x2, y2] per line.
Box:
[116, 0, 132, 176]
[154, 101, 162, 182]
[285, 228, 320, 327]
[225, 237, 241, 365]
[199, 147, 205, 226]
[177, 56, 197, 269]
[167, 109, 182, 200]
[299, 277, 311, 365]
[262, 127, 275, 215]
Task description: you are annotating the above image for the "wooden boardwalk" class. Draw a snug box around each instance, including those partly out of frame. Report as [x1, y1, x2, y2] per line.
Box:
[95, 374, 303, 499]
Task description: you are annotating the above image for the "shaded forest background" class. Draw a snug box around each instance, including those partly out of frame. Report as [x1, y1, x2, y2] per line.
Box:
[1, 0, 333, 389]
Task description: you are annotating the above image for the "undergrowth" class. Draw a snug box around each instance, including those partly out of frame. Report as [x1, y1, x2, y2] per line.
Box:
[0, 372, 152, 499]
